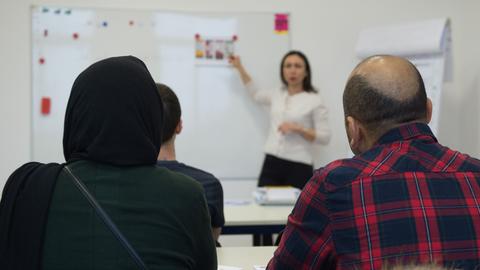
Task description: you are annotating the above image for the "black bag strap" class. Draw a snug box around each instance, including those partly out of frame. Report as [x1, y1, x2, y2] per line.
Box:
[63, 166, 149, 270]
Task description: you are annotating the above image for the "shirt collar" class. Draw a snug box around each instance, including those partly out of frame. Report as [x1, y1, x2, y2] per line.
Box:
[374, 122, 437, 146]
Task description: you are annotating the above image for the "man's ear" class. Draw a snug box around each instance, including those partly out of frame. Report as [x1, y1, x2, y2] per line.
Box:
[426, 98, 433, 124]
[346, 116, 364, 155]
[175, 119, 183, 135]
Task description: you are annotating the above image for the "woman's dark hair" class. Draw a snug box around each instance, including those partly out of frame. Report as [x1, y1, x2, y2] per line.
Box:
[280, 50, 317, 93]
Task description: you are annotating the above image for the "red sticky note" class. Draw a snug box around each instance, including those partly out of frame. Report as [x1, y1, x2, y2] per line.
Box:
[275, 14, 289, 34]
[41, 97, 51, 115]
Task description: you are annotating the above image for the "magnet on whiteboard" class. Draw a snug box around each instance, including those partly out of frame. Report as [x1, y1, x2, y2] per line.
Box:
[39, 57, 45, 65]
[41, 97, 51, 115]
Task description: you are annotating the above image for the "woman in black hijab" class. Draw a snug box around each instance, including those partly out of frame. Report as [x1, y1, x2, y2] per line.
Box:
[0, 56, 216, 270]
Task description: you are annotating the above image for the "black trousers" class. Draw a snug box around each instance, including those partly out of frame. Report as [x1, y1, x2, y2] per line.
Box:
[258, 154, 314, 189]
[254, 154, 313, 246]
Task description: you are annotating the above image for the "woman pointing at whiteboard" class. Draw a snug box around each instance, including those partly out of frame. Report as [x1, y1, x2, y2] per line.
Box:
[230, 50, 331, 189]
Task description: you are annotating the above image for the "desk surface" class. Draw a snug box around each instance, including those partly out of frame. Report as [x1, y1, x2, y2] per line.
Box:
[217, 246, 276, 269]
[224, 203, 293, 226]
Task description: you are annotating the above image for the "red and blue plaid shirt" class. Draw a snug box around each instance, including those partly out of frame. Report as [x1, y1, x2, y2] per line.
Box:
[268, 123, 480, 270]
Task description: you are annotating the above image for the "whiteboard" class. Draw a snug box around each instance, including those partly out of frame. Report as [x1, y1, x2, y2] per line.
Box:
[31, 6, 291, 180]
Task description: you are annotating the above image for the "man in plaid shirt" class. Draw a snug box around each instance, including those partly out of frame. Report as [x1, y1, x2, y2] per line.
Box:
[267, 55, 480, 270]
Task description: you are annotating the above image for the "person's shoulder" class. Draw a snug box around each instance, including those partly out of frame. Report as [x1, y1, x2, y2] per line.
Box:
[142, 165, 205, 194]
[304, 89, 319, 96]
[3, 162, 63, 197]
[446, 148, 480, 172]
[159, 161, 214, 180]
[312, 157, 369, 189]
[414, 141, 480, 173]
[463, 154, 480, 169]
[9, 162, 63, 179]
[156, 161, 222, 193]
[299, 90, 326, 106]
[16, 161, 61, 170]
[177, 162, 217, 179]
[156, 160, 209, 176]
[156, 160, 182, 172]
[177, 163, 223, 187]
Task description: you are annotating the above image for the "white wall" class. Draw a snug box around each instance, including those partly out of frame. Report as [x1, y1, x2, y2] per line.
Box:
[2, 0, 480, 193]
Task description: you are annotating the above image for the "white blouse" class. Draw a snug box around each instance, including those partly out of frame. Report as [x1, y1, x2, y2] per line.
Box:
[246, 81, 331, 165]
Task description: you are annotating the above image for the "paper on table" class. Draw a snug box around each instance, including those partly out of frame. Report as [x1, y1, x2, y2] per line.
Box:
[253, 187, 301, 205]
[253, 265, 266, 270]
[224, 199, 251, 206]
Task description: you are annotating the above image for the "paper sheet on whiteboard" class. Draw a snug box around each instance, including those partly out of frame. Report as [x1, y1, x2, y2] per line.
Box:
[408, 56, 445, 134]
[355, 18, 452, 135]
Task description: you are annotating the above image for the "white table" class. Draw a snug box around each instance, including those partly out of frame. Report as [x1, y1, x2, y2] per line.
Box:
[217, 246, 276, 270]
[222, 203, 293, 235]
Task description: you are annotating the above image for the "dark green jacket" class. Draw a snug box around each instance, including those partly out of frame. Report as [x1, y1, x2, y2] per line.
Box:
[42, 160, 216, 270]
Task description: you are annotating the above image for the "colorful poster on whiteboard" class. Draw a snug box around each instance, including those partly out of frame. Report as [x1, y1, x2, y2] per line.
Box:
[195, 34, 237, 65]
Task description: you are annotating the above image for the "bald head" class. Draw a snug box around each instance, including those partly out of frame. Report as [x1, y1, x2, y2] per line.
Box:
[343, 55, 428, 136]
[350, 55, 422, 101]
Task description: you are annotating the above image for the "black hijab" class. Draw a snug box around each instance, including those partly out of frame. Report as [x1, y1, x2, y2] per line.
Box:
[63, 55, 163, 165]
[0, 56, 163, 269]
